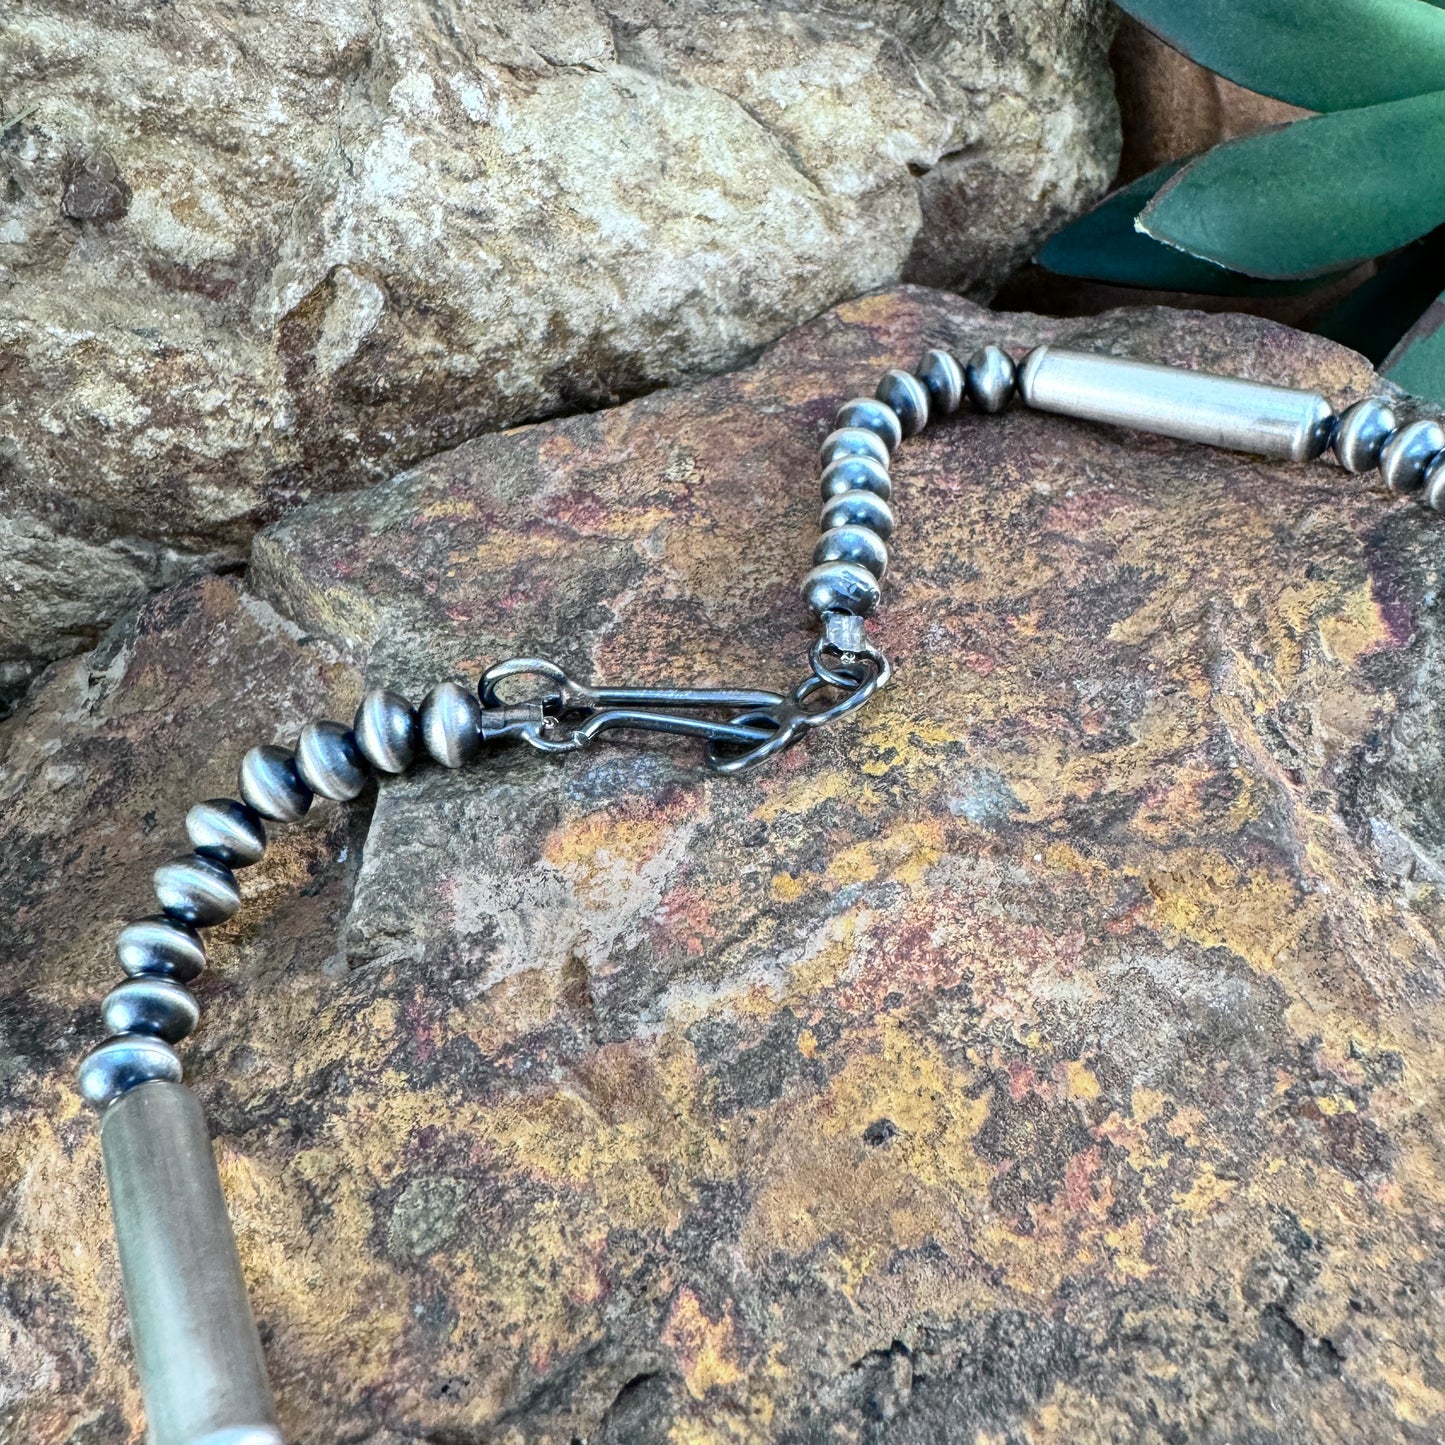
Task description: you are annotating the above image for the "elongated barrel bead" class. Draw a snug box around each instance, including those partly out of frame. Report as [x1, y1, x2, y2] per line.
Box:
[1018, 346, 1336, 461]
[101, 1082, 282, 1445]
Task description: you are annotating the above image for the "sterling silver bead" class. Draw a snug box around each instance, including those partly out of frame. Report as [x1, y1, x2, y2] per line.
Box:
[835, 397, 903, 454]
[802, 561, 882, 618]
[820, 454, 892, 501]
[103, 978, 200, 1043]
[420, 680, 485, 768]
[875, 369, 930, 437]
[296, 720, 370, 801]
[814, 524, 888, 580]
[186, 799, 266, 869]
[820, 489, 895, 540]
[117, 917, 206, 982]
[154, 854, 242, 928]
[239, 744, 313, 823]
[1381, 418, 1445, 494]
[819, 426, 891, 472]
[77, 1034, 183, 1110]
[916, 349, 964, 417]
[965, 344, 1017, 414]
[1425, 452, 1445, 512]
[1333, 398, 1397, 473]
[354, 689, 419, 774]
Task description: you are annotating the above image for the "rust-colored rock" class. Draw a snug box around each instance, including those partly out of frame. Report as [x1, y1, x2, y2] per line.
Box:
[3, 289, 1445, 1443]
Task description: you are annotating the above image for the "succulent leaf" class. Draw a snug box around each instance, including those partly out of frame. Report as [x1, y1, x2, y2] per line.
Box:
[1383, 293, 1445, 405]
[1116, 0, 1445, 111]
[1315, 226, 1445, 363]
[1037, 163, 1338, 294]
[1138, 93, 1445, 279]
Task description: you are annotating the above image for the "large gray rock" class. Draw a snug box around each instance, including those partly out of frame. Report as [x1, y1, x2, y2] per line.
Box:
[0, 0, 1120, 707]
[3, 290, 1444, 1442]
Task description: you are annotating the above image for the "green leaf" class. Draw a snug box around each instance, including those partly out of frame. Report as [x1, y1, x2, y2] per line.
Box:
[1037, 162, 1335, 295]
[1139, 93, 1445, 279]
[1116, 0, 1445, 111]
[1314, 226, 1445, 363]
[1382, 293, 1445, 405]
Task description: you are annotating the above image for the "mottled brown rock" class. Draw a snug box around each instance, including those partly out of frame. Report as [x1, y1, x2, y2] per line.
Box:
[0, 0, 1120, 703]
[4, 289, 1445, 1443]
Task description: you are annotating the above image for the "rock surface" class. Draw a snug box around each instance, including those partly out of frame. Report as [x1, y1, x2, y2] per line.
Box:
[5, 288, 1445, 1443]
[0, 0, 1119, 708]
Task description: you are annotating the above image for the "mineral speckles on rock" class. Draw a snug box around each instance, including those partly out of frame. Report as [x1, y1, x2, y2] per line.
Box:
[0, 0, 1120, 704]
[6, 290, 1444, 1443]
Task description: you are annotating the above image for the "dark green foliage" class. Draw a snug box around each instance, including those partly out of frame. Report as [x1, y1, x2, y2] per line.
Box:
[1037, 0, 1445, 403]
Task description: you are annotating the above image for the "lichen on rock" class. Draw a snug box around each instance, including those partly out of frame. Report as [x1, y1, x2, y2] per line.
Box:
[5, 289, 1443, 1442]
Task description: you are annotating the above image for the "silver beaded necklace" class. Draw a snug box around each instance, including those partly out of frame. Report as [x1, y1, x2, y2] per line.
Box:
[75, 340, 1416, 1445]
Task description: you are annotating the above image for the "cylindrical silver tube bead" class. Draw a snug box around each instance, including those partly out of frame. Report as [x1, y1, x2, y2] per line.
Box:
[1018, 346, 1337, 462]
[100, 1082, 282, 1445]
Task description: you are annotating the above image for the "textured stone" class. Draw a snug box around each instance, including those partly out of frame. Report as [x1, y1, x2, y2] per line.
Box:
[5, 289, 1445, 1442]
[0, 0, 1120, 705]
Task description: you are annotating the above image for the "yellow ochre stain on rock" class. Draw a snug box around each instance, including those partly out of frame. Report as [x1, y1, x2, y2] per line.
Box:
[662, 1287, 746, 1398]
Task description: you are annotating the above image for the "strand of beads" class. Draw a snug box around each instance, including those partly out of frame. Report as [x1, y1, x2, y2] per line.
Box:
[800, 343, 1017, 624]
[75, 691, 423, 1109]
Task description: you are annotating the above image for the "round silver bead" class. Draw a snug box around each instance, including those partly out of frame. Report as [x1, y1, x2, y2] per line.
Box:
[965, 344, 1017, 414]
[420, 680, 485, 769]
[186, 798, 266, 868]
[154, 853, 242, 928]
[354, 688, 419, 774]
[1425, 452, 1445, 512]
[835, 397, 903, 454]
[801, 561, 882, 618]
[296, 720, 370, 801]
[875, 369, 929, 438]
[820, 454, 892, 502]
[820, 489, 895, 540]
[1332, 398, 1396, 473]
[916, 349, 964, 417]
[103, 978, 200, 1043]
[1380, 418, 1445, 494]
[117, 916, 206, 982]
[819, 426, 891, 473]
[76, 1034, 183, 1110]
[814, 524, 888, 580]
[239, 744, 313, 823]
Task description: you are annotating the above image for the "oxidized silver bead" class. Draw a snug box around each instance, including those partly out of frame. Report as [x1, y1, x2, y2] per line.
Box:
[965, 344, 1017, 414]
[420, 680, 485, 768]
[354, 688, 419, 774]
[296, 720, 370, 801]
[814, 524, 888, 580]
[1380, 418, 1445, 494]
[239, 744, 313, 823]
[820, 454, 892, 501]
[103, 978, 200, 1043]
[76, 1034, 183, 1110]
[875, 369, 929, 438]
[1333, 398, 1396, 473]
[186, 799, 266, 869]
[1424, 452, 1445, 512]
[154, 854, 242, 928]
[801, 561, 882, 618]
[835, 397, 903, 454]
[820, 489, 895, 540]
[819, 426, 891, 472]
[117, 917, 206, 982]
[916, 349, 964, 417]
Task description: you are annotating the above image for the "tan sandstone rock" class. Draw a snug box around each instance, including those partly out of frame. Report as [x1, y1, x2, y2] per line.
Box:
[4, 290, 1442, 1442]
[0, 0, 1119, 706]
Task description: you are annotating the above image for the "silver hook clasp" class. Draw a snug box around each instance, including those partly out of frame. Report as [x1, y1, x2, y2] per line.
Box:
[478, 657, 787, 754]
